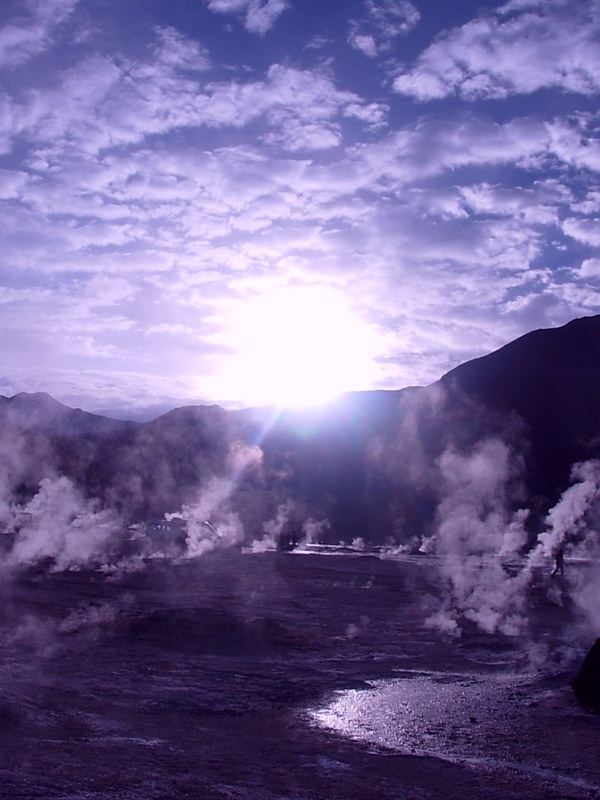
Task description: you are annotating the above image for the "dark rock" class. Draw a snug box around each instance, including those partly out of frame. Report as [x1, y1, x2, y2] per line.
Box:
[572, 638, 600, 711]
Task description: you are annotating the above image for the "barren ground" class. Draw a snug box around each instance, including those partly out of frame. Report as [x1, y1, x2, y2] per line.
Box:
[0, 550, 599, 799]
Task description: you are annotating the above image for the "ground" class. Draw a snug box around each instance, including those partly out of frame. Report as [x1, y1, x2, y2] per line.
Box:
[0, 550, 599, 799]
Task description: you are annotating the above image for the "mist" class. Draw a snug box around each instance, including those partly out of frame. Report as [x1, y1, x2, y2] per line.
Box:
[0, 377, 599, 677]
[419, 435, 600, 657]
[424, 437, 530, 637]
[1, 393, 600, 799]
[4, 476, 121, 571]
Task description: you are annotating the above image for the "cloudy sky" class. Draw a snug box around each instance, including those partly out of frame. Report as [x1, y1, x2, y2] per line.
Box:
[1, 0, 599, 417]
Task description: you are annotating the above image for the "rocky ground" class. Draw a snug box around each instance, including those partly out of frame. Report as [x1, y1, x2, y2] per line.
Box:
[0, 550, 599, 799]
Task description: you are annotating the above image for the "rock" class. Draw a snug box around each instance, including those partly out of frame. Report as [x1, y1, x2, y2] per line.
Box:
[572, 638, 600, 711]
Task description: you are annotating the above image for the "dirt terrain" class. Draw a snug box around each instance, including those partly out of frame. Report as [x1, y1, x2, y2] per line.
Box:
[0, 550, 598, 799]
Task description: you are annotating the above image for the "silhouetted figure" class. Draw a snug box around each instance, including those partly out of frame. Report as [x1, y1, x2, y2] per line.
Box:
[277, 531, 297, 551]
[552, 545, 565, 577]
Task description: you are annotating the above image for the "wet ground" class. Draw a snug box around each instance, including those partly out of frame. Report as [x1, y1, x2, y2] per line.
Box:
[0, 550, 599, 799]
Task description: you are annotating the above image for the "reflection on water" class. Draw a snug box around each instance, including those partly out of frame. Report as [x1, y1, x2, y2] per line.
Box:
[308, 671, 600, 793]
[310, 671, 508, 758]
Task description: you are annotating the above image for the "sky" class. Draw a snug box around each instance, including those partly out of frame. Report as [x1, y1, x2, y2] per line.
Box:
[1, 0, 599, 418]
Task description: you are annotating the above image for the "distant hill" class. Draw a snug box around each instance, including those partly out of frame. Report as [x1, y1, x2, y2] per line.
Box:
[1, 315, 599, 543]
[0, 392, 133, 436]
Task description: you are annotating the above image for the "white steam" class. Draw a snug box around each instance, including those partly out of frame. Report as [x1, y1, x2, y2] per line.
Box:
[530, 459, 600, 639]
[302, 516, 331, 544]
[170, 475, 245, 557]
[166, 441, 263, 557]
[250, 500, 331, 551]
[532, 459, 600, 563]
[425, 444, 600, 645]
[58, 598, 132, 634]
[7, 476, 120, 571]
[426, 439, 530, 636]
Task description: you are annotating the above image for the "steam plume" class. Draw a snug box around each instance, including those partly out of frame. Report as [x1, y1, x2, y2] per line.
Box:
[426, 438, 530, 637]
[7, 476, 120, 571]
[166, 441, 263, 557]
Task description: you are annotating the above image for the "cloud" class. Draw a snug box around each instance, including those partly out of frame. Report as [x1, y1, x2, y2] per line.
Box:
[349, 33, 378, 58]
[580, 259, 600, 278]
[0, 0, 78, 68]
[0, 90, 594, 411]
[1, 28, 214, 159]
[365, 0, 420, 36]
[151, 26, 211, 72]
[1, 50, 386, 163]
[264, 119, 342, 151]
[0, 273, 139, 375]
[0, 0, 599, 414]
[459, 180, 570, 225]
[3, 367, 211, 419]
[546, 116, 600, 173]
[393, 0, 600, 100]
[145, 323, 194, 336]
[205, 0, 289, 34]
[349, 0, 420, 57]
[197, 64, 388, 142]
[22, 110, 589, 400]
[299, 114, 551, 198]
[563, 218, 600, 246]
[0, 169, 30, 199]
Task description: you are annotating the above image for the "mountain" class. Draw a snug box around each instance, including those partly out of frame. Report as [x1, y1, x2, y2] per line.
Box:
[0, 392, 133, 436]
[441, 315, 600, 501]
[1, 315, 599, 543]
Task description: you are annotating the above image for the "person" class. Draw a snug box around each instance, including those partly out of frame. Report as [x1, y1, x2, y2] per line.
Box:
[552, 545, 565, 577]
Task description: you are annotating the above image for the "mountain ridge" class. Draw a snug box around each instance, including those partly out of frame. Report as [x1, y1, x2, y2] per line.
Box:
[1, 315, 599, 542]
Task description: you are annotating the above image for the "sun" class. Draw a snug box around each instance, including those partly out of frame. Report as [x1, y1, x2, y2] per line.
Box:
[219, 285, 380, 408]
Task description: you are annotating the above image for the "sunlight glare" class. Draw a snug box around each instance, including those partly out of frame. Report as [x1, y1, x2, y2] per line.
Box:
[220, 286, 379, 408]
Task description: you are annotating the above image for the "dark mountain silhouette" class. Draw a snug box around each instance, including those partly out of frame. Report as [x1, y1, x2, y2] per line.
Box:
[441, 315, 600, 503]
[0, 392, 134, 436]
[1, 315, 599, 543]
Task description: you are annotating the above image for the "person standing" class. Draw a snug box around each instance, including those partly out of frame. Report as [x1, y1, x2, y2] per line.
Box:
[552, 545, 565, 577]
